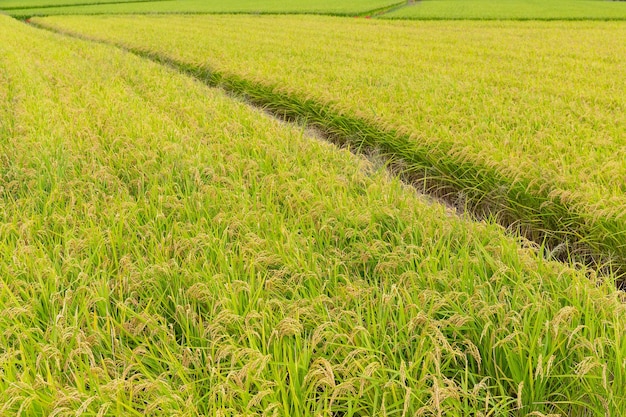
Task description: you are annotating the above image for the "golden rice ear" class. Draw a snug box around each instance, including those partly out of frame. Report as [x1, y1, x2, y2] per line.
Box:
[3, 11, 626, 417]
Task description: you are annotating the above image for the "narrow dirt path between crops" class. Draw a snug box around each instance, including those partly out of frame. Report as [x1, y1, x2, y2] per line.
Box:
[28, 20, 625, 287]
[359, 0, 412, 17]
[365, 0, 419, 18]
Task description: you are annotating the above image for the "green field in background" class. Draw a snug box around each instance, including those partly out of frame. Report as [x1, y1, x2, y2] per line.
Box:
[0, 0, 167, 10]
[3, 0, 401, 16]
[385, 0, 626, 20]
[5, 0, 626, 19]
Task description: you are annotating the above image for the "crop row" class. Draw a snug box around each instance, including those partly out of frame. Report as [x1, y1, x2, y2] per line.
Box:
[33, 15, 626, 272]
[2, 15, 626, 415]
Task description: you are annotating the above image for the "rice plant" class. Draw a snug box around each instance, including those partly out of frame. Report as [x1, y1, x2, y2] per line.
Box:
[1, 15, 625, 416]
[33, 15, 626, 271]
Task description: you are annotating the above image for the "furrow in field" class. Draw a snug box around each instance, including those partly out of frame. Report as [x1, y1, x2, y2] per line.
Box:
[32, 15, 626, 275]
[2, 14, 626, 416]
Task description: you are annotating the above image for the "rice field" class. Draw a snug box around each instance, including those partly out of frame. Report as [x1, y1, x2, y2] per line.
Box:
[6, 0, 626, 19]
[385, 0, 626, 20]
[33, 14, 626, 270]
[2, 0, 401, 17]
[2, 4, 626, 417]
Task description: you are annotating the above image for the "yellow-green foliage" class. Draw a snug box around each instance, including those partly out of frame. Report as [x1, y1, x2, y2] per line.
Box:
[2, 15, 626, 416]
[34, 15, 626, 264]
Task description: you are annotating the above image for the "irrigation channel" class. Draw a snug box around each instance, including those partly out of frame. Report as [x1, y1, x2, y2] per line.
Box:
[29, 20, 626, 288]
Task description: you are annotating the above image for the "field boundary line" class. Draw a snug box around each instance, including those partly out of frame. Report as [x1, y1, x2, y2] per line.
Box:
[30, 20, 626, 283]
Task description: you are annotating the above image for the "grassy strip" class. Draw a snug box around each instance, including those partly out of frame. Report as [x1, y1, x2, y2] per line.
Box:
[32, 19, 626, 277]
[7, 15, 626, 416]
